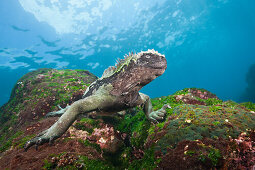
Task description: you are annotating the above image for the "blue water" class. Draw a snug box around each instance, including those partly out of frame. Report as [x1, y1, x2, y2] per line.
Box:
[0, 0, 255, 106]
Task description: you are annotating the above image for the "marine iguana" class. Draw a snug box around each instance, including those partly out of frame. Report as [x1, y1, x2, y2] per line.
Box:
[24, 49, 168, 151]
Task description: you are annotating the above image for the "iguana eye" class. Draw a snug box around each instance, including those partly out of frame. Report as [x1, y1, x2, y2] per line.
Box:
[145, 55, 150, 59]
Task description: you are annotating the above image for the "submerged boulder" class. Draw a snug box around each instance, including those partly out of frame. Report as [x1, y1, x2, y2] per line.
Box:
[0, 68, 107, 169]
[174, 88, 220, 105]
[154, 103, 255, 151]
[145, 88, 255, 169]
[0, 68, 97, 129]
[0, 68, 255, 170]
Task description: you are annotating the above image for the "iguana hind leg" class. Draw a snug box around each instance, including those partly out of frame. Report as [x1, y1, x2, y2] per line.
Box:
[24, 94, 115, 151]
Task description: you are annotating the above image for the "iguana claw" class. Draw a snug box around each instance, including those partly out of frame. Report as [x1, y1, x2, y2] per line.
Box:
[24, 130, 55, 151]
[148, 104, 171, 123]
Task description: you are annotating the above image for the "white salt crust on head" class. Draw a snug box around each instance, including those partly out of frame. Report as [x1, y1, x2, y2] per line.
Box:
[136, 49, 165, 59]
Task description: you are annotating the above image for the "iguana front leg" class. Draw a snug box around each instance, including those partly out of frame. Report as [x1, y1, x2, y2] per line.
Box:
[139, 92, 170, 123]
[24, 94, 115, 151]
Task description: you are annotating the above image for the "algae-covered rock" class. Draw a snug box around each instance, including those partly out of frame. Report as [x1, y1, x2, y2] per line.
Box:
[155, 103, 255, 151]
[0, 68, 97, 129]
[0, 68, 97, 147]
[1, 71, 255, 170]
[0, 68, 108, 169]
[145, 88, 255, 169]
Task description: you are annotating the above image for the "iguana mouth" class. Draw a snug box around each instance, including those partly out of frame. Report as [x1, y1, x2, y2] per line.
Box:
[150, 61, 167, 69]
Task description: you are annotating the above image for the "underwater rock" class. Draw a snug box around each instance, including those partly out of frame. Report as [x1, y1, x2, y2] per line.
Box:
[153, 103, 255, 151]
[175, 88, 220, 105]
[0, 70, 255, 169]
[0, 68, 101, 168]
[0, 68, 97, 127]
[157, 132, 255, 170]
[144, 89, 255, 169]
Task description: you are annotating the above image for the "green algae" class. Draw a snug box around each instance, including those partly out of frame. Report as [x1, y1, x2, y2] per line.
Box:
[116, 109, 150, 148]
[80, 139, 102, 153]
[0, 131, 36, 152]
[207, 148, 221, 166]
[73, 118, 100, 134]
[240, 102, 255, 111]
[0, 131, 23, 152]
[43, 152, 114, 170]
[13, 134, 36, 149]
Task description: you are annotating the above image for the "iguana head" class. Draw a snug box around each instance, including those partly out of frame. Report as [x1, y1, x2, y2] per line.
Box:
[132, 49, 167, 86]
[135, 49, 167, 76]
[103, 49, 167, 96]
[102, 49, 166, 79]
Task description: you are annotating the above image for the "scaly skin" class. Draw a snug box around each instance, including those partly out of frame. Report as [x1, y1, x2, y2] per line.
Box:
[24, 49, 168, 151]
